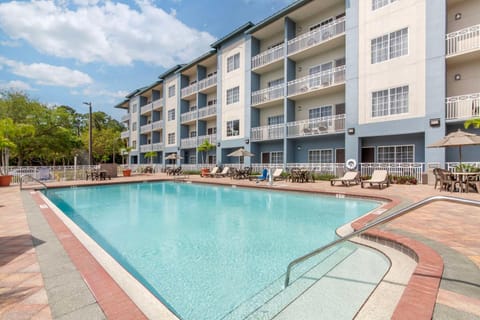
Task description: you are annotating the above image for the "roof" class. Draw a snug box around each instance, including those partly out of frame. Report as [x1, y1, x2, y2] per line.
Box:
[125, 87, 147, 99]
[136, 80, 163, 95]
[210, 22, 254, 48]
[177, 50, 217, 73]
[113, 99, 130, 109]
[158, 64, 185, 80]
[245, 0, 313, 34]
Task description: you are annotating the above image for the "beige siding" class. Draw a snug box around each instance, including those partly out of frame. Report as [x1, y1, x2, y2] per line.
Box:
[294, 92, 345, 121]
[259, 105, 284, 125]
[447, 61, 480, 97]
[447, 1, 480, 33]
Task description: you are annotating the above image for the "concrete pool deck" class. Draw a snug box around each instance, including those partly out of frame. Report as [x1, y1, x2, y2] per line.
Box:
[0, 173, 479, 319]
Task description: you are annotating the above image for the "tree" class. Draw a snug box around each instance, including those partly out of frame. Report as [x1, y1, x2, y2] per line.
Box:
[144, 151, 157, 165]
[197, 139, 215, 165]
[464, 118, 480, 129]
[0, 118, 34, 174]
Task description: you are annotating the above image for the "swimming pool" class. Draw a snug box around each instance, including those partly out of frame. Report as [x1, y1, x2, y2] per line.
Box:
[44, 182, 380, 320]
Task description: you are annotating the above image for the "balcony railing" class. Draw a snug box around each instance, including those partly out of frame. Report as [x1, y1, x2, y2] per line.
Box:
[181, 110, 198, 123]
[121, 114, 130, 122]
[140, 124, 153, 134]
[140, 144, 152, 152]
[140, 104, 152, 114]
[446, 24, 480, 56]
[360, 162, 425, 184]
[287, 17, 345, 55]
[287, 66, 345, 97]
[198, 105, 217, 118]
[251, 44, 285, 69]
[181, 83, 198, 98]
[121, 131, 130, 139]
[251, 124, 284, 142]
[180, 137, 198, 148]
[197, 134, 216, 145]
[152, 119, 164, 130]
[152, 98, 164, 110]
[286, 114, 345, 138]
[152, 142, 164, 151]
[251, 84, 284, 106]
[198, 74, 217, 92]
[446, 93, 480, 120]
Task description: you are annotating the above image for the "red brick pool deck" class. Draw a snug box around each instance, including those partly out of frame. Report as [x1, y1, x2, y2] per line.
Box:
[1, 174, 479, 319]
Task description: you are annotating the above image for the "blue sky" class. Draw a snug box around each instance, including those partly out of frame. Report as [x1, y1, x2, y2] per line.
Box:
[0, 0, 294, 119]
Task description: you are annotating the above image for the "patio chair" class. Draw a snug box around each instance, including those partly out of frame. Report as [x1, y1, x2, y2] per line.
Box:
[437, 169, 456, 192]
[215, 167, 230, 177]
[251, 168, 269, 182]
[361, 170, 390, 189]
[330, 171, 360, 187]
[204, 167, 219, 177]
[272, 168, 284, 181]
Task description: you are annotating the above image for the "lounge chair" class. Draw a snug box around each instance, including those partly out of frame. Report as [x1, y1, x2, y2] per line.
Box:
[330, 171, 359, 186]
[215, 167, 230, 177]
[361, 170, 390, 189]
[272, 168, 284, 181]
[204, 167, 219, 177]
[251, 168, 268, 182]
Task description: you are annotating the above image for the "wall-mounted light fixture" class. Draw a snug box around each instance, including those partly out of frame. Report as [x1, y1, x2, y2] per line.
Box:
[297, 145, 302, 151]
[454, 12, 462, 20]
[347, 128, 355, 135]
[429, 118, 441, 127]
[217, 142, 221, 147]
[245, 139, 250, 145]
[454, 74, 461, 81]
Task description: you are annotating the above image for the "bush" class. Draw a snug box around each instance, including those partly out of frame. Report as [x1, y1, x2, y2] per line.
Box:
[183, 170, 201, 175]
[388, 175, 417, 185]
[313, 173, 336, 181]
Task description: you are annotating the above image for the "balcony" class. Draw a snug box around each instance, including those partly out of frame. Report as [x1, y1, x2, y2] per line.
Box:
[180, 137, 197, 149]
[251, 84, 284, 106]
[152, 142, 163, 151]
[446, 24, 480, 57]
[286, 114, 346, 138]
[140, 144, 152, 152]
[121, 131, 130, 139]
[152, 98, 164, 110]
[197, 74, 217, 93]
[446, 93, 480, 120]
[287, 66, 345, 98]
[152, 119, 164, 130]
[198, 105, 217, 119]
[140, 123, 153, 134]
[251, 124, 284, 142]
[197, 134, 216, 145]
[287, 17, 345, 57]
[251, 44, 284, 71]
[181, 82, 198, 98]
[181, 110, 198, 123]
[121, 114, 130, 122]
[140, 103, 152, 115]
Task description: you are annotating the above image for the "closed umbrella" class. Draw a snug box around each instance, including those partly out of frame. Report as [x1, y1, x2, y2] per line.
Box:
[428, 129, 480, 167]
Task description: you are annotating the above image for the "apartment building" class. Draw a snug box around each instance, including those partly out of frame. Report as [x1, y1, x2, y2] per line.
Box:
[116, 0, 480, 175]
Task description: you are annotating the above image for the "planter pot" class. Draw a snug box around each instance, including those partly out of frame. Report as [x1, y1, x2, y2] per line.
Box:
[0, 175, 13, 187]
[123, 169, 132, 177]
[201, 168, 210, 177]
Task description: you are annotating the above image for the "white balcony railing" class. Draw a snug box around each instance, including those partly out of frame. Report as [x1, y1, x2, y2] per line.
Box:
[140, 124, 153, 134]
[181, 83, 198, 98]
[152, 98, 164, 110]
[152, 119, 164, 130]
[198, 105, 217, 118]
[286, 114, 345, 138]
[140, 104, 152, 114]
[287, 66, 345, 97]
[287, 17, 345, 55]
[180, 137, 198, 148]
[197, 134, 217, 145]
[251, 44, 285, 69]
[152, 142, 164, 151]
[446, 24, 480, 56]
[446, 93, 480, 120]
[198, 74, 217, 92]
[181, 110, 198, 123]
[251, 84, 284, 106]
[140, 144, 152, 152]
[251, 124, 284, 142]
[121, 114, 130, 122]
[121, 131, 130, 139]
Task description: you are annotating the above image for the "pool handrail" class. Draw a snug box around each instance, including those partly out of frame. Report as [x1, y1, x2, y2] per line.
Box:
[284, 195, 480, 288]
[20, 174, 47, 190]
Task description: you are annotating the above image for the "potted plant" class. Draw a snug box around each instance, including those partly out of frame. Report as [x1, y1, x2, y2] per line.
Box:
[120, 146, 133, 177]
[197, 139, 215, 177]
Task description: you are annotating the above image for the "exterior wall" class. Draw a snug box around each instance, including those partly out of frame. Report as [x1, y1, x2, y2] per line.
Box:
[446, 0, 480, 33]
[294, 3, 345, 36]
[259, 69, 284, 88]
[259, 32, 284, 52]
[292, 134, 345, 163]
[358, 0, 427, 125]
[129, 97, 140, 153]
[295, 46, 345, 79]
[361, 133, 425, 162]
[164, 76, 178, 147]
[294, 91, 345, 121]
[446, 61, 480, 97]
[259, 105, 284, 125]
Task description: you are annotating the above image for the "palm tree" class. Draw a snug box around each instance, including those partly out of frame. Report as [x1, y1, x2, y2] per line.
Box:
[144, 151, 157, 165]
[197, 139, 215, 165]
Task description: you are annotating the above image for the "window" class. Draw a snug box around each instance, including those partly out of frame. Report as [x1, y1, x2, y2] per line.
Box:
[189, 154, 197, 164]
[207, 127, 217, 135]
[167, 109, 175, 121]
[271, 151, 283, 164]
[372, 0, 397, 11]
[310, 17, 333, 31]
[377, 145, 414, 163]
[308, 149, 333, 163]
[167, 133, 175, 144]
[309, 105, 332, 119]
[132, 122, 137, 131]
[268, 115, 284, 125]
[268, 78, 284, 87]
[226, 87, 240, 104]
[309, 62, 333, 87]
[226, 120, 240, 137]
[371, 28, 408, 64]
[132, 140, 137, 149]
[227, 53, 240, 72]
[168, 85, 176, 97]
[207, 99, 217, 106]
[372, 85, 409, 117]
[132, 104, 137, 113]
[190, 105, 197, 111]
[190, 131, 197, 137]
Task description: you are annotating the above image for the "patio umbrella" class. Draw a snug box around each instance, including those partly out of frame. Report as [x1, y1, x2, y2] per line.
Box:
[227, 148, 254, 167]
[165, 153, 183, 168]
[428, 129, 480, 166]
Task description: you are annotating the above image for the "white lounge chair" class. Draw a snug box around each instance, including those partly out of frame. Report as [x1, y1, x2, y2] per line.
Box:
[361, 170, 390, 189]
[204, 167, 219, 177]
[216, 167, 230, 177]
[330, 171, 359, 186]
[272, 168, 284, 181]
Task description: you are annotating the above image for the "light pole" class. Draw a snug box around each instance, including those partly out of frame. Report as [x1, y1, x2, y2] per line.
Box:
[83, 102, 93, 166]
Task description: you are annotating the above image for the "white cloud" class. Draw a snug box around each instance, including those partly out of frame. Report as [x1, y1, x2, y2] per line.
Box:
[0, 56, 93, 87]
[0, 80, 33, 91]
[0, 0, 216, 67]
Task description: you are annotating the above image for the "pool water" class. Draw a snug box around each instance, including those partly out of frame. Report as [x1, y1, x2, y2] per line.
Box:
[44, 182, 379, 320]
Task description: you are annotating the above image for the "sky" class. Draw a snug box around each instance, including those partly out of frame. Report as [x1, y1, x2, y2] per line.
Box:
[0, 0, 295, 119]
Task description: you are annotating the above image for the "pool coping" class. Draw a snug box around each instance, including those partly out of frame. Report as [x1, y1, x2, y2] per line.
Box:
[25, 178, 443, 320]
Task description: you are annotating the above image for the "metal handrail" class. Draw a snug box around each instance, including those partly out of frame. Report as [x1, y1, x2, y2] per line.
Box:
[284, 195, 480, 288]
[20, 174, 47, 190]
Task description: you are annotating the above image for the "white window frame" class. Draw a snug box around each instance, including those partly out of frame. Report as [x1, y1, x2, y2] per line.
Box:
[168, 85, 176, 97]
[372, 0, 397, 11]
[377, 144, 414, 163]
[309, 105, 333, 119]
[371, 27, 408, 64]
[226, 87, 240, 105]
[270, 151, 283, 164]
[227, 53, 240, 72]
[308, 149, 333, 163]
[167, 109, 176, 121]
[372, 85, 409, 117]
[267, 115, 284, 125]
[207, 127, 217, 135]
[226, 120, 240, 137]
[167, 133, 175, 144]
[132, 103, 138, 113]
